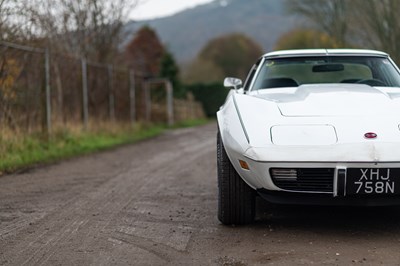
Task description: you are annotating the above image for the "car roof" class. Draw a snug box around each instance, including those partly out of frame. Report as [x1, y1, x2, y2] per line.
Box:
[263, 49, 388, 58]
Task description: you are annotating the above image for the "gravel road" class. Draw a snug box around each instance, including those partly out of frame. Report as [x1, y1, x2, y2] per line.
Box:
[1, 122, 400, 265]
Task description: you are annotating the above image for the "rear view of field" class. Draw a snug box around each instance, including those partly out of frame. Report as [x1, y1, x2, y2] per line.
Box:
[1, 123, 400, 265]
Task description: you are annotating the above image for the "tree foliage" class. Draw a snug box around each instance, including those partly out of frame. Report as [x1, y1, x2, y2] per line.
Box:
[286, 0, 348, 46]
[285, 0, 400, 63]
[275, 29, 340, 50]
[351, 0, 400, 62]
[184, 82, 229, 118]
[125, 26, 184, 97]
[182, 34, 262, 114]
[183, 59, 224, 84]
[184, 33, 263, 84]
[159, 51, 183, 97]
[199, 33, 263, 79]
[125, 26, 165, 77]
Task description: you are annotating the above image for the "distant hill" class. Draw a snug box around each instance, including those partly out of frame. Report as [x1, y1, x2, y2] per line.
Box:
[125, 0, 304, 63]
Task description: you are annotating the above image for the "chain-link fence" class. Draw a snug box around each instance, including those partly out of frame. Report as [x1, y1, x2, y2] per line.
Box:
[0, 42, 46, 134]
[0, 41, 205, 135]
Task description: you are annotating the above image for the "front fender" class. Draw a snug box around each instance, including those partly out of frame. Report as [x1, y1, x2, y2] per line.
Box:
[217, 93, 263, 189]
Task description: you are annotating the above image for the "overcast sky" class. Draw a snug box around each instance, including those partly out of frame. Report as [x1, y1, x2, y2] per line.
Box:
[130, 0, 214, 20]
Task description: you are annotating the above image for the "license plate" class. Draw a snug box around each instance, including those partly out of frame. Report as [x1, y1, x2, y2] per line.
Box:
[346, 168, 400, 195]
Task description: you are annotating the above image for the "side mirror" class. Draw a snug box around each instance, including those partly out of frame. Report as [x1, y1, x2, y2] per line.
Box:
[224, 77, 243, 90]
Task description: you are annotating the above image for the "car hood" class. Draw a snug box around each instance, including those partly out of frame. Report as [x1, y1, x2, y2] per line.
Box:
[231, 89, 400, 148]
[256, 84, 400, 117]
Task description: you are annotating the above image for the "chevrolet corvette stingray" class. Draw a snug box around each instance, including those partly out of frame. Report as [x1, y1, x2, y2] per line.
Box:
[217, 49, 400, 225]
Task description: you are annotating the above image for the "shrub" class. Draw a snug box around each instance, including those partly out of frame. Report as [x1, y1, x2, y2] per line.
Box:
[184, 82, 230, 118]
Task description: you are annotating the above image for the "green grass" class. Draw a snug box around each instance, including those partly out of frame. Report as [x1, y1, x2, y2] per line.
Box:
[172, 118, 210, 128]
[0, 119, 210, 174]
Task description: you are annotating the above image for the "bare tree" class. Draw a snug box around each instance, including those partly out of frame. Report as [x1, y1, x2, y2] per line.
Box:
[0, 0, 28, 41]
[286, 0, 400, 62]
[351, 0, 400, 62]
[25, 0, 140, 62]
[285, 0, 349, 46]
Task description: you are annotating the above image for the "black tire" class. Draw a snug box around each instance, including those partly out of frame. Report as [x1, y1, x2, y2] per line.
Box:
[217, 131, 255, 225]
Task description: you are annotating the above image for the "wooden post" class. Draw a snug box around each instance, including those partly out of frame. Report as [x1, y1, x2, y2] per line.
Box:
[144, 82, 151, 122]
[108, 65, 115, 122]
[129, 70, 136, 124]
[44, 48, 52, 135]
[166, 80, 174, 126]
[81, 58, 89, 130]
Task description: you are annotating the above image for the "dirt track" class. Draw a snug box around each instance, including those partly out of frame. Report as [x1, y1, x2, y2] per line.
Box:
[1, 123, 400, 265]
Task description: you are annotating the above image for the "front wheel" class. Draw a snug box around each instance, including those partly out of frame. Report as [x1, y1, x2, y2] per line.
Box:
[217, 132, 255, 225]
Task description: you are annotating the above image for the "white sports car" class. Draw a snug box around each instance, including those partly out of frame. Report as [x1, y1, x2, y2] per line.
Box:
[217, 49, 400, 225]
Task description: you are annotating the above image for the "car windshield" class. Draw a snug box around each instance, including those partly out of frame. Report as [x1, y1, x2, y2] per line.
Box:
[252, 56, 400, 90]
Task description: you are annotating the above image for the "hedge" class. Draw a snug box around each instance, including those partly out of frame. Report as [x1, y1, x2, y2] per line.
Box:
[184, 82, 230, 118]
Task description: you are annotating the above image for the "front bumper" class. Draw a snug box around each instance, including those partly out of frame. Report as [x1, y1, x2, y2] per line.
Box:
[235, 160, 400, 205]
[224, 135, 400, 206]
[257, 189, 400, 206]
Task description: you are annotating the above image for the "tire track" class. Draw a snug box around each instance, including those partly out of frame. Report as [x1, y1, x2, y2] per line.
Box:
[0, 124, 217, 265]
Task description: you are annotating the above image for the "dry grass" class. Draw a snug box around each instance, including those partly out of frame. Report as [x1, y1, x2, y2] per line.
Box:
[0, 122, 162, 174]
[0, 119, 209, 174]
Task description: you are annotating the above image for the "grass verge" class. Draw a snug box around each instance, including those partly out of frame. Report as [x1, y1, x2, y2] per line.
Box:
[0, 119, 210, 174]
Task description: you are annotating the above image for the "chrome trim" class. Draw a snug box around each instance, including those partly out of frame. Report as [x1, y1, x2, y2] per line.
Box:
[264, 53, 388, 59]
[248, 57, 265, 93]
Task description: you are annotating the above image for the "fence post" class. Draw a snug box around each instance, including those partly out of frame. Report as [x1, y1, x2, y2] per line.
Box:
[129, 70, 136, 124]
[108, 65, 115, 122]
[44, 48, 52, 135]
[166, 80, 174, 126]
[144, 81, 151, 122]
[81, 58, 89, 130]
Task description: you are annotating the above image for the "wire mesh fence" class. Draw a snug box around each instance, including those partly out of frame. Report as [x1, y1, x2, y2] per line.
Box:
[0, 41, 205, 136]
[51, 54, 83, 126]
[0, 42, 46, 134]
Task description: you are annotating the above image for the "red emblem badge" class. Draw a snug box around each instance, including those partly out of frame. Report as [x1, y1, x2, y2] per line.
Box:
[364, 132, 377, 139]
